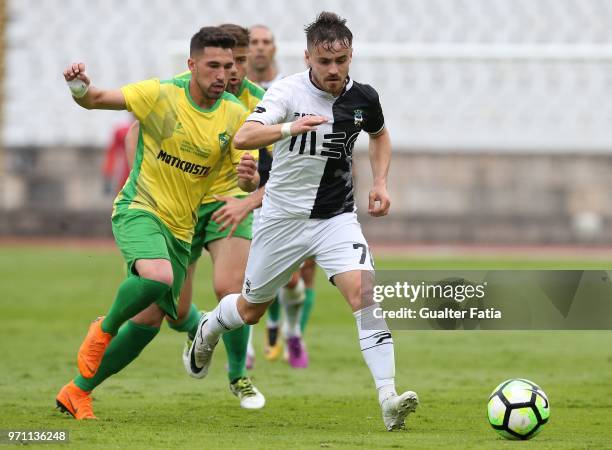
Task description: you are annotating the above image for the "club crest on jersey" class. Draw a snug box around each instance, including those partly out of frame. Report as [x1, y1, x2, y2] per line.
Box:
[353, 109, 364, 128]
[218, 132, 230, 151]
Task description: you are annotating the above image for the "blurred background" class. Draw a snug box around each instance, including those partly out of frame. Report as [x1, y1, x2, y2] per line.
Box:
[2, 0, 612, 245]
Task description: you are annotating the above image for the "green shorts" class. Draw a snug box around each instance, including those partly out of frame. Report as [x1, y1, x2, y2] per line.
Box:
[190, 196, 253, 264]
[111, 209, 191, 320]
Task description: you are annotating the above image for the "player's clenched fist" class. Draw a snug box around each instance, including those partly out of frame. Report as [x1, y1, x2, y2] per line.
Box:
[368, 185, 391, 217]
[63, 62, 90, 85]
[236, 153, 259, 190]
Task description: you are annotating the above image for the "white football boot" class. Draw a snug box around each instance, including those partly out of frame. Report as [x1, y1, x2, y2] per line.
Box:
[230, 377, 266, 410]
[381, 390, 419, 431]
[186, 312, 219, 379]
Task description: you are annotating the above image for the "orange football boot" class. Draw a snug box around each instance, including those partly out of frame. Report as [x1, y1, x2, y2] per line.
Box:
[55, 381, 97, 420]
[77, 316, 112, 378]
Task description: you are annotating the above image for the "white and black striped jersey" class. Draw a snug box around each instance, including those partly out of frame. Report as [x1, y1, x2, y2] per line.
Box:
[247, 70, 385, 220]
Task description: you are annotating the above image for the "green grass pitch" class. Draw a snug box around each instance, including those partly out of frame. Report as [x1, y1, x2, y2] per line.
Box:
[1, 246, 611, 449]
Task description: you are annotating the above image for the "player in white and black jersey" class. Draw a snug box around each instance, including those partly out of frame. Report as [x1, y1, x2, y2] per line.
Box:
[189, 12, 419, 431]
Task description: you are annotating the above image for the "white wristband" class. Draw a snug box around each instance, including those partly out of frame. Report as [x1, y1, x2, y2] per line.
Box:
[67, 79, 89, 98]
[280, 122, 292, 138]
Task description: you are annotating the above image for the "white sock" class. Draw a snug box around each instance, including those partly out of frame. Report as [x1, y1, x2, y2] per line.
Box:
[354, 304, 396, 402]
[266, 316, 279, 329]
[202, 293, 244, 345]
[246, 325, 255, 358]
[377, 384, 397, 405]
[279, 278, 305, 338]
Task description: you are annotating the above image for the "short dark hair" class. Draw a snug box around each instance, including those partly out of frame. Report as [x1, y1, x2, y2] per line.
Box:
[219, 24, 250, 48]
[304, 12, 352, 51]
[190, 26, 236, 56]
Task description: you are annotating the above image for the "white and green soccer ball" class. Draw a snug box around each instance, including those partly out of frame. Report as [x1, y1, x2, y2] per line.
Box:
[487, 378, 550, 440]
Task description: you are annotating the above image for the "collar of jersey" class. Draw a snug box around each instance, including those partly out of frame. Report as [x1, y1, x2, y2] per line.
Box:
[235, 78, 248, 98]
[304, 70, 353, 100]
[183, 81, 223, 113]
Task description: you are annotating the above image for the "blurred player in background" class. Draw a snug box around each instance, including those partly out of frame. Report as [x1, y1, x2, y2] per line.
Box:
[246, 24, 317, 368]
[247, 24, 282, 89]
[189, 12, 418, 431]
[56, 27, 259, 420]
[101, 117, 132, 194]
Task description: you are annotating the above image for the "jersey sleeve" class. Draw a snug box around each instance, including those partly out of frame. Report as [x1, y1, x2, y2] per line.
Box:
[362, 85, 385, 135]
[246, 81, 290, 125]
[120, 79, 161, 122]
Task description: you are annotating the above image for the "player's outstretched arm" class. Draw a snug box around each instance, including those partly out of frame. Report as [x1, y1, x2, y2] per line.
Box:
[63, 62, 126, 110]
[367, 127, 391, 217]
[211, 187, 265, 238]
[233, 116, 328, 150]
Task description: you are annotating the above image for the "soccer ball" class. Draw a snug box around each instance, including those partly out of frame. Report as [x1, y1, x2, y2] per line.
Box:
[487, 378, 550, 440]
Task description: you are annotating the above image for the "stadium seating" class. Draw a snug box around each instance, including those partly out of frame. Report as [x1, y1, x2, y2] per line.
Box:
[4, 0, 612, 151]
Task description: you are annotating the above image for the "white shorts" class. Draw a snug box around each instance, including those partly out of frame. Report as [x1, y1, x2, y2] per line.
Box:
[242, 212, 374, 303]
[252, 207, 262, 237]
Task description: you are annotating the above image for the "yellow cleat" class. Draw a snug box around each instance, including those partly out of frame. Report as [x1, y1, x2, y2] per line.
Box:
[264, 326, 282, 361]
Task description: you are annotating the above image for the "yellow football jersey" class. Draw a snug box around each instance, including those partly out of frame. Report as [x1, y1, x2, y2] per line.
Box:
[114, 77, 248, 242]
[173, 73, 265, 203]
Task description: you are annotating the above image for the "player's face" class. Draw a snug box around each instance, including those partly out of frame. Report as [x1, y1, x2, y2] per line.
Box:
[227, 46, 249, 96]
[248, 27, 275, 71]
[305, 42, 352, 97]
[188, 46, 234, 101]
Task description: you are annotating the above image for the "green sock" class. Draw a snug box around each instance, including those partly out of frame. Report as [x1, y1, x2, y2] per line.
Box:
[267, 296, 280, 325]
[74, 321, 159, 392]
[223, 325, 250, 382]
[167, 303, 201, 340]
[300, 288, 315, 333]
[101, 277, 171, 335]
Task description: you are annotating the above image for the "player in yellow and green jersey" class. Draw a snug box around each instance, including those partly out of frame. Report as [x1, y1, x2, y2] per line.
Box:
[123, 24, 268, 409]
[157, 24, 270, 410]
[55, 27, 259, 420]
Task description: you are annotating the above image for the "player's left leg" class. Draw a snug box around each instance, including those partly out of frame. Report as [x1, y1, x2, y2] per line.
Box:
[313, 213, 419, 431]
[165, 203, 210, 345]
[207, 235, 265, 409]
[166, 262, 202, 370]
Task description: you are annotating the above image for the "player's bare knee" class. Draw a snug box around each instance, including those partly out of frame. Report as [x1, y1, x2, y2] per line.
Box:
[237, 298, 268, 324]
[240, 305, 265, 325]
[214, 282, 242, 302]
[168, 304, 189, 325]
[132, 304, 165, 327]
[137, 260, 174, 287]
